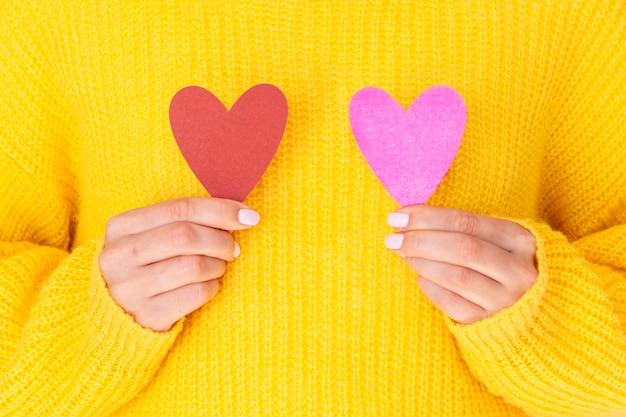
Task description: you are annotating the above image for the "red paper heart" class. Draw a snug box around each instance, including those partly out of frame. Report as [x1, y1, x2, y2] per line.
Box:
[169, 84, 288, 201]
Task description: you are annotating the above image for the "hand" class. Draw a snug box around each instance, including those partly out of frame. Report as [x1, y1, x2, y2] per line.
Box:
[385, 206, 537, 324]
[98, 197, 260, 332]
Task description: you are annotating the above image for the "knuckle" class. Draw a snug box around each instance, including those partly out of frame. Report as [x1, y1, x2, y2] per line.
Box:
[451, 267, 474, 291]
[104, 216, 122, 242]
[213, 200, 231, 223]
[178, 255, 205, 279]
[169, 198, 193, 222]
[191, 281, 219, 304]
[213, 230, 234, 256]
[136, 301, 174, 332]
[482, 290, 517, 318]
[461, 311, 486, 325]
[107, 283, 125, 303]
[453, 211, 478, 235]
[210, 259, 227, 279]
[443, 300, 483, 324]
[193, 282, 212, 301]
[515, 261, 538, 291]
[98, 247, 115, 270]
[132, 308, 155, 330]
[420, 278, 479, 324]
[107, 282, 134, 307]
[406, 231, 422, 253]
[499, 292, 520, 311]
[515, 230, 537, 253]
[456, 235, 481, 261]
[152, 257, 170, 277]
[437, 289, 461, 313]
[98, 246, 122, 279]
[171, 222, 197, 247]
[106, 282, 122, 301]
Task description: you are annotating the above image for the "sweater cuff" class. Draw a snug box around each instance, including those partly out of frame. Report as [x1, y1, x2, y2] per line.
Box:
[444, 220, 626, 416]
[85, 240, 184, 378]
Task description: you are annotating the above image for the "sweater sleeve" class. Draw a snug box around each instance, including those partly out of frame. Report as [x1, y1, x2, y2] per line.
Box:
[0, 5, 183, 416]
[447, 2, 626, 416]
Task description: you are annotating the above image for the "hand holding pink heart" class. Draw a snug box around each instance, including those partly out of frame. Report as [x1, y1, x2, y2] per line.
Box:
[349, 86, 466, 207]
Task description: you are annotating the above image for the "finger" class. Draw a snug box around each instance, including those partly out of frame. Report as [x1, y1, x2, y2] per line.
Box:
[111, 255, 227, 299]
[135, 280, 220, 332]
[418, 277, 487, 324]
[387, 230, 526, 287]
[405, 257, 509, 313]
[105, 197, 260, 243]
[107, 222, 238, 267]
[388, 206, 536, 256]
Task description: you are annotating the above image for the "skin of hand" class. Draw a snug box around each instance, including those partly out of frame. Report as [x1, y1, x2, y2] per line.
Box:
[98, 197, 260, 332]
[385, 206, 538, 324]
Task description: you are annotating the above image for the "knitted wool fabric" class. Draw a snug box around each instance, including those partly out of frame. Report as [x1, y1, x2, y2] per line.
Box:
[1, 1, 625, 416]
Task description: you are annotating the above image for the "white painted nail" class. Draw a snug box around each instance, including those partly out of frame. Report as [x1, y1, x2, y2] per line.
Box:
[385, 234, 404, 250]
[238, 209, 260, 226]
[233, 242, 241, 258]
[388, 212, 409, 228]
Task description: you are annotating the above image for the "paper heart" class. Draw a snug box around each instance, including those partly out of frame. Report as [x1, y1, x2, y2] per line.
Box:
[169, 84, 288, 202]
[349, 86, 466, 207]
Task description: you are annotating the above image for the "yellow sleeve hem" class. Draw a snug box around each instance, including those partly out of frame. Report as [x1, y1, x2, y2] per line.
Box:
[86, 239, 185, 372]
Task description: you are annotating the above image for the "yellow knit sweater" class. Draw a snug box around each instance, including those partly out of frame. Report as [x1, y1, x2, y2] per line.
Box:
[1, 1, 625, 416]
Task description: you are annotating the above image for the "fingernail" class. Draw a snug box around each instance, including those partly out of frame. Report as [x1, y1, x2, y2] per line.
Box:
[238, 209, 260, 226]
[388, 212, 409, 228]
[385, 234, 404, 250]
[233, 242, 241, 258]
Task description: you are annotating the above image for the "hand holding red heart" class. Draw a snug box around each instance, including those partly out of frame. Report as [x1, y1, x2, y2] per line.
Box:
[98, 198, 260, 332]
[386, 205, 538, 324]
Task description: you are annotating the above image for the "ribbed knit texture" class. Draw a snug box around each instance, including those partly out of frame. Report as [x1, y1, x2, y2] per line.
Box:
[1, 1, 625, 416]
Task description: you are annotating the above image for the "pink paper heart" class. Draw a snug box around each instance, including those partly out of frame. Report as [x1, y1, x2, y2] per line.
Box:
[349, 86, 466, 207]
